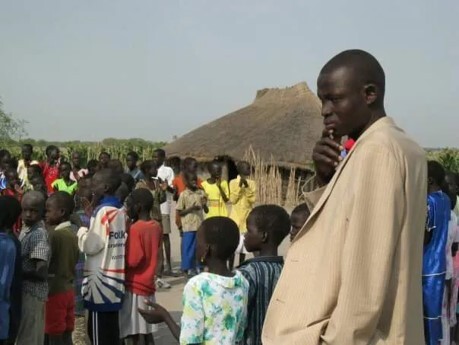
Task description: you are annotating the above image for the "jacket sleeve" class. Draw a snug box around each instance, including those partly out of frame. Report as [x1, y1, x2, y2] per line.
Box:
[303, 177, 327, 211]
[320, 144, 404, 345]
[77, 209, 106, 256]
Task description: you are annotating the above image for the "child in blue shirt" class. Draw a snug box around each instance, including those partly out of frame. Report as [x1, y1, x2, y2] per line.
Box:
[0, 196, 22, 345]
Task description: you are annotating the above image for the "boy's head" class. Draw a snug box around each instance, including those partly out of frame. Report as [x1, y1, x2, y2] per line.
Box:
[126, 151, 139, 171]
[71, 152, 81, 168]
[45, 191, 75, 226]
[183, 157, 199, 175]
[45, 145, 60, 161]
[126, 188, 154, 221]
[237, 161, 251, 177]
[153, 149, 166, 167]
[27, 164, 42, 179]
[3, 158, 17, 171]
[99, 152, 111, 168]
[92, 168, 122, 202]
[59, 162, 72, 180]
[0, 196, 21, 231]
[21, 144, 33, 161]
[30, 176, 47, 195]
[120, 173, 136, 193]
[208, 161, 222, 179]
[0, 196, 21, 232]
[290, 203, 311, 241]
[184, 171, 198, 190]
[446, 172, 459, 197]
[140, 160, 158, 179]
[244, 205, 291, 252]
[22, 191, 46, 227]
[108, 159, 124, 175]
[427, 161, 445, 191]
[0, 149, 11, 169]
[75, 178, 93, 210]
[197, 217, 239, 264]
[5, 168, 20, 189]
[86, 159, 100, 177]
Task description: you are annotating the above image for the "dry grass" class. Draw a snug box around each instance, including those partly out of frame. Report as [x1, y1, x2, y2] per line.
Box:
[244, 146, 310, 207]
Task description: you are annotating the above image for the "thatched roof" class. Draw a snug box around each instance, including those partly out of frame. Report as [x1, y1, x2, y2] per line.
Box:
[164, 82, 323, 169]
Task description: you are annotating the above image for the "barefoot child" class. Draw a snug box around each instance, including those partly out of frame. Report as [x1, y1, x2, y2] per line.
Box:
[176, 171, 208, 276]
[238, 205, 291, 345]
[139, 217, 249, 344]
[52, 162, 78, 195]
[289, 203, 311, 242]
[44, 192, 79, 345]
[77, 169, 127, 345]
[120, 189, 162, 345]
[16, 191, 50, 345]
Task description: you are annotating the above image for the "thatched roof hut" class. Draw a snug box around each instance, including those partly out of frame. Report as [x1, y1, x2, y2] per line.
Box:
[164, 82, 322, 170]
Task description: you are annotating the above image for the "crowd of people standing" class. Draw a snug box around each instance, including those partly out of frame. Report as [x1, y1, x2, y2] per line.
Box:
[1, 49, 459, 345]
[0, 142, 303, 345]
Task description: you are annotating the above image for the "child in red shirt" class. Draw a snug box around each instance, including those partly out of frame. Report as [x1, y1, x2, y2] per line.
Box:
[1, 169, 23, 235]
[41, 145, 60, 195]
[120, 188, 162, 345]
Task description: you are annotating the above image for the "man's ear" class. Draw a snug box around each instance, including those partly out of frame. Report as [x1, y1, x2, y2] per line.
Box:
[364, 83, 378, 106]
[262, 231, 269, 243]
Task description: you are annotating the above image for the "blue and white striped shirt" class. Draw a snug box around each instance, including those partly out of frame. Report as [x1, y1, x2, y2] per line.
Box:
[238, 256, 284, 345]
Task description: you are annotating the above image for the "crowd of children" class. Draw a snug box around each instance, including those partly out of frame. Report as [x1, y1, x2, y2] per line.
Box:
[2, 142, 459, 345]
[0, 143, 311, 345]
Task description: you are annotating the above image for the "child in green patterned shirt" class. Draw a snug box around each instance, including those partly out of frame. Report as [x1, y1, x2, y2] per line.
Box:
[139, 217, 249, 345]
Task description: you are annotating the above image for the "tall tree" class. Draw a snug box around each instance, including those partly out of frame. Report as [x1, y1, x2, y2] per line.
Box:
[0, 100, 27, 142]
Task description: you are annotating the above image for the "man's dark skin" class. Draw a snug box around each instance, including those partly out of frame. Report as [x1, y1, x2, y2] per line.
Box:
[313, 52, 387, 186]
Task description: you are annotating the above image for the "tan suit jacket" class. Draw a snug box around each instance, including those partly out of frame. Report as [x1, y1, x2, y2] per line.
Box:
[262, 117, 427, 345]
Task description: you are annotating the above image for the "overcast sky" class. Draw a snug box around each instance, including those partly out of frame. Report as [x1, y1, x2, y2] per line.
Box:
[0, 0, 457, 147]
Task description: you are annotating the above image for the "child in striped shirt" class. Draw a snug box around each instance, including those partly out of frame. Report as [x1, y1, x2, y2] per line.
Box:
[238, 205, 291, 345]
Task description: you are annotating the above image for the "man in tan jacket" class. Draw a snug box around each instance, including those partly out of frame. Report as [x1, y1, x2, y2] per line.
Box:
[262, 50, 427, 344]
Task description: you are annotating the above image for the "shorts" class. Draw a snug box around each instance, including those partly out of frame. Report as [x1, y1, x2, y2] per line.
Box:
[236, 233, 248, 255]
[161, 214, 171, 235]
[119, 291, 158, 338]
[45, 290, 75, 335]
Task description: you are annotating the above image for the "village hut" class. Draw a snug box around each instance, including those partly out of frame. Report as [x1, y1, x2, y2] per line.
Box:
[164, 82, 323, 205]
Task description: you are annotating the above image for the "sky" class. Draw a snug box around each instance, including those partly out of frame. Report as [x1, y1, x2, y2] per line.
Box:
[0, 0, 458, 147]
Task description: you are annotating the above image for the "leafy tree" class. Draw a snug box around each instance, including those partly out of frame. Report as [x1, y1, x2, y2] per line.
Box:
[0, 101, 27, 143]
